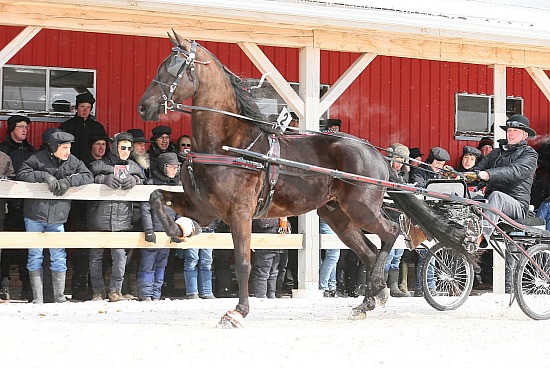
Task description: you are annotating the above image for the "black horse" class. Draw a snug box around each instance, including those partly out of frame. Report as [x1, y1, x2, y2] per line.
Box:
[138, 32, 464, 326]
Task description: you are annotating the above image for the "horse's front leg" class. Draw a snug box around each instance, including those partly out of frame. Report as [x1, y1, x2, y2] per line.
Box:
[149, 189, 183, 237]
[218, 219, 252, 328]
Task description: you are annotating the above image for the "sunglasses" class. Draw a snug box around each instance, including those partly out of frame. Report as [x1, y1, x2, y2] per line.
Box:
[180, 143, 191, 147]
[119, 146, 133, 151]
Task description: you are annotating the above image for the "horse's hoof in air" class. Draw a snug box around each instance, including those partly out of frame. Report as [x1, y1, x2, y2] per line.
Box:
[349, 308, 367, 320]
[375, 287, 390, 306]
[216, 310, 244, 329]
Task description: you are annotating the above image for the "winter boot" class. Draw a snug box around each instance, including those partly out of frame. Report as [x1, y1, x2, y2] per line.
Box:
[92, 289, 106, 301]
[375, 271, 390, 305]
[20, 278, 32, 302]
[52, 271, 67, 303]
[0, 277, 9, 301]
[399, 260, 409, 293]
[29, 270, 44, 304]
[389, 268, 410, 297]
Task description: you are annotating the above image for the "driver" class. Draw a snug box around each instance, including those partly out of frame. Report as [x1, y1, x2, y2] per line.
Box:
[465, 114, 538, 247]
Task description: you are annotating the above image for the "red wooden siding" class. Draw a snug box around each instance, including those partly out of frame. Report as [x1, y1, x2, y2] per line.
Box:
[1, 26, 550, 167]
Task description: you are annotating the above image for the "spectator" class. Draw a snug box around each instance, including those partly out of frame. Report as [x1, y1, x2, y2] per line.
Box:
[384, 143, 411, 298]
[408, 147, 424, 168]
[0, 115, 37, 302]
[321, 118, 341, 132]
[87, 132, 145, 302]
[252, 218, 283, 299]
[16, 132, 93, 304]
[138, 152, 182, 301]
[477, 137, 494, 158]
[127, 128, 151, 178]
[59, 92, 107, 163]
[177, 134, 192, 153]
[319, 220, 341, 297]
[455, 146, 482, 191]
[467, 114, 538, 293]
[147, 125, 177, 159]
[183, 222, 216, 299]
[409, 146, 451, 188]
[85, 134, 109, 165]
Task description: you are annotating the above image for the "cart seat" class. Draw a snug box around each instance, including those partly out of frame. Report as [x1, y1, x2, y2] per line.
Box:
[497, 217, 546, 233]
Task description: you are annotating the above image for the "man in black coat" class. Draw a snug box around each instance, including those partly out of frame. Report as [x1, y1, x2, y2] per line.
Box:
[409, 146, 451, 188]
[59, 92, 107, 163]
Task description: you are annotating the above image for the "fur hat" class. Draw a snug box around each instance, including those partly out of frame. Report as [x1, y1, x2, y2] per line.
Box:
[75, 92, 95, 107]
[462, 146, 481, 159]
[127, 128, 150, 143]
[7, 115, 31, 133]
[387, 143, 410, 172]
[500, 114, 536, 138]
[158, 152, 181, 167]
[151, 125, 172, 141]
[477, 137, 494, 150]
[48, 131, 75, 152]
[427, 147, 450, 164]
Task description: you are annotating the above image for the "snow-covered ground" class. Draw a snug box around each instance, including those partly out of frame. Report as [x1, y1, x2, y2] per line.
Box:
[2, 293, 549, 368]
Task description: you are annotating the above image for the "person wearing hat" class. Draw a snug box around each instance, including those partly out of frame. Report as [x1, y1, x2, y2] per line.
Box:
[127, 128, 151, 178]
[86, 132, 145, 302]
[408, 147, 424, 168]
[456, 146, 482, 172]
[409, 146, 451, 188]
[466, 114, 538, 292]
[0, 115, 37, 302]
[477, 137, 494, 158]
[321, 118, 342, 132]
[59, 92, 107, 163]
[147, 125, 177, 158]
[87, 134, 110, 165]
[16, 131, 94, 304]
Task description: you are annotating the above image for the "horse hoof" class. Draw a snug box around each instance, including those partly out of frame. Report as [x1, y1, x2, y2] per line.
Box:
[216, 310, 244, 329]
[349, 308, 367, 320]
[375, 287, 389, 306]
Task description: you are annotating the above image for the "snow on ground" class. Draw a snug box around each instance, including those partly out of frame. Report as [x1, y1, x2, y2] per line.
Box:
[2, 293, 549, 368]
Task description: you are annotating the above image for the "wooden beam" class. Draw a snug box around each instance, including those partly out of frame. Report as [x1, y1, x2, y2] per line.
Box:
[239, 42, 304, 117]
[0, 25, 41, 67]
[526, 67, 550, 103]
[0, 181, 183, 201]
[1, 232, 303, 249]
[493, 64, 507, 145]
[319, 52, 376, 115]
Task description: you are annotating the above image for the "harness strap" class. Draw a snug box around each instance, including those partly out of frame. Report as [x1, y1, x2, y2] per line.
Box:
[254, 134, 280, 219]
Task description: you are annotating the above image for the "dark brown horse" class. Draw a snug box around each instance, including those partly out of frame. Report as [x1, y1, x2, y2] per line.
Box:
[138, 32, 464, 326]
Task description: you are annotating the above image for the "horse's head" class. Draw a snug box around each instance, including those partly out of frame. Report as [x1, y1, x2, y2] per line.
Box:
[139, 31, 207, 121]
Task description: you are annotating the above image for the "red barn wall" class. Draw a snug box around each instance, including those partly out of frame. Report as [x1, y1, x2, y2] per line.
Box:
[1, 26, 550, 167]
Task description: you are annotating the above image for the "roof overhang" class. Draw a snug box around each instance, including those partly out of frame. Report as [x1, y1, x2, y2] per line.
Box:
[1, 0, 550, 68]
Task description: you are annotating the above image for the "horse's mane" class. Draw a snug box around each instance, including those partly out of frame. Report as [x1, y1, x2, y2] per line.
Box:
[197, 43, 280, 135]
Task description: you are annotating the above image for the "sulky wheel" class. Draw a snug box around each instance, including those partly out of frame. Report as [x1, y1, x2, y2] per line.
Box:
[514, 243, 550, 320]
[421, 243, 474, 311]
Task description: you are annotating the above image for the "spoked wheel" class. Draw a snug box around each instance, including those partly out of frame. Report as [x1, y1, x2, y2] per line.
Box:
[421, 243, 474, 311]
[514, 244, 550, 320]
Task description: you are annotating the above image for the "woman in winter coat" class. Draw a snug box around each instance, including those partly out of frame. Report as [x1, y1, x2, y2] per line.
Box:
[87, 132, 145, 302]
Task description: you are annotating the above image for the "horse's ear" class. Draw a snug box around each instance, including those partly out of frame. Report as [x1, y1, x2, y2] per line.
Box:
[173, 31, 185, 47]
[168, 29, 178, 46]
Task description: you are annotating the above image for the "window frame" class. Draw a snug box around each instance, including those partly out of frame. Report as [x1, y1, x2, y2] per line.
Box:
[1, 64, 97, 122]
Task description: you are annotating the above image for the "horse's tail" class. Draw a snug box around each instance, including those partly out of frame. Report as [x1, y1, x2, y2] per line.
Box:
[387, 171, 465, 249]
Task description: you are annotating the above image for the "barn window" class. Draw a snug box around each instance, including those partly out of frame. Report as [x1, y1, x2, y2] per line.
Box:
[1, 64, 96, 119]
[454, 93, 523, 139]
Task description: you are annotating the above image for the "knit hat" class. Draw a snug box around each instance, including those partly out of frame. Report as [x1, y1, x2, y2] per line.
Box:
[500, 114, 537, 138]
[477, 137, 494, 150]
[75, 92, 96, 107]
[7, 115, 31, 133]
[48, 132, 75, 152]
[127, 128, 150, 143]
[151, 125, 172, 141]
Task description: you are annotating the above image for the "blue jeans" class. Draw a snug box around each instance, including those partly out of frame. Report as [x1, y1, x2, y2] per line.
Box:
[415, 249, 435, 290]
[24, 217, 67, 272]
[384, 248, 404, 272]
[138, 249, 170, 299]
[319, 220, 339, 291]
[183, 248, 213, 297]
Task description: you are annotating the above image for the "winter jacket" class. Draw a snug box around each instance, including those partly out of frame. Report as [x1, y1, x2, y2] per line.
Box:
[16, 150, 94, 224]
[0, 151, 15, 220]
[409, 164, 443, 188]
[86, 152, 145, 232]
[0, 135, 37, 171]
[536, 201, 550, 231]
[60, 114, 107, 163]
[473, 139, 537, 212]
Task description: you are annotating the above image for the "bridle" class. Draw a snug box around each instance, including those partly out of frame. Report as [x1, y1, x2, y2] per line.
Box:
[153, 40, 210, 114]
